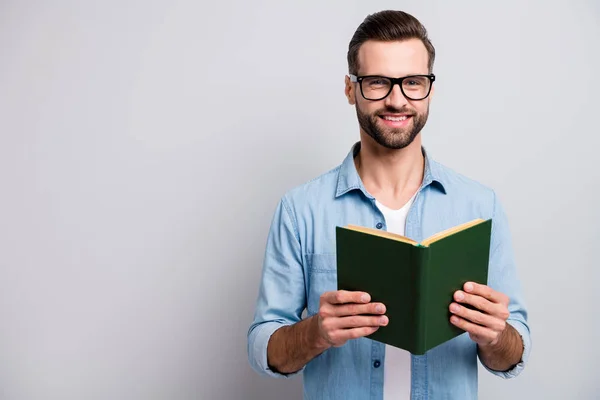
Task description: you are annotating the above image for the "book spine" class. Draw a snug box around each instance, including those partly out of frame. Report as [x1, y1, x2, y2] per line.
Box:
[413, 245, 431, 355]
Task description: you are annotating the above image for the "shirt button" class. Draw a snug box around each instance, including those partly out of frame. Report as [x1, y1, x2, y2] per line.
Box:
[373, 360, 381, 368]
[376, 222, 383, 229]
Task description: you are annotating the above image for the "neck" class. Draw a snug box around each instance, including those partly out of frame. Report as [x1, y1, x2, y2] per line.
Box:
[354, 132, 425, 210]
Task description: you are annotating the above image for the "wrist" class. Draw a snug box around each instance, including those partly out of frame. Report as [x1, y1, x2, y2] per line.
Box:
[482, 328, 507, 351]
[477, 323, 523, 372]
[310, 315, 331, 352]
[479, 323, 515, 353]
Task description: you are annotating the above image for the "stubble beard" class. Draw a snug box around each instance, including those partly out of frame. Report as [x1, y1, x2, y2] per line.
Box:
[356, 103, 429, 150]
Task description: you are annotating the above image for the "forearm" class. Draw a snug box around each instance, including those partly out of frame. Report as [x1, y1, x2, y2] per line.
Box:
[478, 323, 523, 371]
[267, 315, 330, 374]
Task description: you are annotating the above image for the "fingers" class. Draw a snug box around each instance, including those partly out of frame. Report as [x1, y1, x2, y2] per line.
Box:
[329, 326, 380, 347]
[317, 290, 388, 347]
[319, 303, 386, 325]
[322, 290, 371, 305]
[334, 315, 388, 329]
[320, 291, 386, 317]
[450, 315, 495, 340]
[453, 290, 495, 314]
[332, 302, 386, 317]
[453, 290, 509, 320]
[449, 302, 506, 332]
[450, 315, 500, 346]
[463, 282, 509, 306]
[319, 314, 387, 343]
[450, 285, 511, 347]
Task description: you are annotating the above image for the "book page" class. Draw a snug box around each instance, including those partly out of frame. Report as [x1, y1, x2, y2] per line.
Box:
[344, 225, 419, 245]
[420, 219, 485, 246]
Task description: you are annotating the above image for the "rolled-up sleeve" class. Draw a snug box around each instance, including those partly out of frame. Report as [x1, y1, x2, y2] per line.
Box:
[247, 195, 307, 378]
[482, 191, 532, 378]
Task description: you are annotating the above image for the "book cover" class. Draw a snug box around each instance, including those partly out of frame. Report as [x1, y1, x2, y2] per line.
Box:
[336, 218, 492, 355]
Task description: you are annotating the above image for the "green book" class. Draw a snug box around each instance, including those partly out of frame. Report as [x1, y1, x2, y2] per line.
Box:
[335, 218, 492, 355]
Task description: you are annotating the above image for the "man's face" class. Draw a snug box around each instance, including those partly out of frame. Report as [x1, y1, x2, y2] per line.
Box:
[346, 39, 433, 150]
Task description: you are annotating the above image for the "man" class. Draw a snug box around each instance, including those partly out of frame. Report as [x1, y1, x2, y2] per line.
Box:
[247, 9, 531, 400]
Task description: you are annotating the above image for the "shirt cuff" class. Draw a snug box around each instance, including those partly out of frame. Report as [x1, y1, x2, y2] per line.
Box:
[482, 319, 532, 379]
[249, 322, 305, 379]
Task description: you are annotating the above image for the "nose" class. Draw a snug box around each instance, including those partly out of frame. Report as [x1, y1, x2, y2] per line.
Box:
[384, 83, 409, 109]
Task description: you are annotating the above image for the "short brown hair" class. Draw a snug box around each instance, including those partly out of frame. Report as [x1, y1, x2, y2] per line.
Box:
[347, 10, 436, 75]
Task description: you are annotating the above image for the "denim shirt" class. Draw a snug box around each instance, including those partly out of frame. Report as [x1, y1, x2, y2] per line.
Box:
[247, 142, 531, 400]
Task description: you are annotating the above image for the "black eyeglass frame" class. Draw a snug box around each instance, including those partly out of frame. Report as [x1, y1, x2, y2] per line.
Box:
[349, 74, 436, 101]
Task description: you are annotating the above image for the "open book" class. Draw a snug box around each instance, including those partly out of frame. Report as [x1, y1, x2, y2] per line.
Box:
[344, 218, 487, 247]
[336, 218, 492, 355]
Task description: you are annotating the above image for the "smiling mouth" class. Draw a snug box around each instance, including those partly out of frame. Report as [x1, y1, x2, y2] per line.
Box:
[379, 115, 412, 121]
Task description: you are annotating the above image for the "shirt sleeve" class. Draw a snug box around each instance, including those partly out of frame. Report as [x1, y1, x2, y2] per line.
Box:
[247, 195, 307, 378]
[480, 190, 532, 378]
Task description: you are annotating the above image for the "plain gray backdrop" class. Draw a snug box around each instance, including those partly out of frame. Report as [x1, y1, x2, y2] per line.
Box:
[0, 0, 598, 399]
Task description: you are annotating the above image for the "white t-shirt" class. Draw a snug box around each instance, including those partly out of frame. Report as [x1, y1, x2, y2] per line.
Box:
[375, 193, 417, 400]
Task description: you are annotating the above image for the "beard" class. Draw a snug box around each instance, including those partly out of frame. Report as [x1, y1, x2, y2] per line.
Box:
[356, 103, 429, 150]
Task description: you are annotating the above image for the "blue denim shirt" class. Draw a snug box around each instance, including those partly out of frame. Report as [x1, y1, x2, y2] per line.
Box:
[248, 142, 531, 399]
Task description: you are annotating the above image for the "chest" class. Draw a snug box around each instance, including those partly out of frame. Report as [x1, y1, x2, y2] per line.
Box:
[301, 189, 476, 315]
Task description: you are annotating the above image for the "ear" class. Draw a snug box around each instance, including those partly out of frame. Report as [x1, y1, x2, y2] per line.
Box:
[345, 75, 356, 105]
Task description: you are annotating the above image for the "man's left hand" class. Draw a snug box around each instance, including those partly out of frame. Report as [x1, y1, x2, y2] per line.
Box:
[449, 282, 510, 347]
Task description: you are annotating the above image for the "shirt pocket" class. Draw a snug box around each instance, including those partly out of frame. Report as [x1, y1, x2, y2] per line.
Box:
[305, 253, 337, 316]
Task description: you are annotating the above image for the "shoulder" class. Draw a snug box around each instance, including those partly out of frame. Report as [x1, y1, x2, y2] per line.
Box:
[431, 158, 500, 217]
[280, 164, 341, 211]
[268, 165, 342, 242]
[437, 159, 495, 194]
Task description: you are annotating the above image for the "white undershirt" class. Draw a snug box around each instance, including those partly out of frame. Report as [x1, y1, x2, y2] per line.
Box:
[375, 193, 416, 400]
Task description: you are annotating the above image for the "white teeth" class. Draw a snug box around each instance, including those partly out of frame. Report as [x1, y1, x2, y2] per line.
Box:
[383, 115, 408, 121]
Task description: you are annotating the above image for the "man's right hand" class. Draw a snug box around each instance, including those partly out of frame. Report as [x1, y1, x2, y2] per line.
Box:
[265, 290, 388, 374]
[316, 290, 388, 348]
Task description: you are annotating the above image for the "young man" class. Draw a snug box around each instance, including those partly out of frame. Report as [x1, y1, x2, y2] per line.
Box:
[247, 10, 531, 400]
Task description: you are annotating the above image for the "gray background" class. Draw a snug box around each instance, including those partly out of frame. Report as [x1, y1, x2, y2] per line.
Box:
[0, 0, 598, 399]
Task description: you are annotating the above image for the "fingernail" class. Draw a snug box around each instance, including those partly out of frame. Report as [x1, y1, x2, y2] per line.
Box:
[375, 304, 384, 313]
[361, 294, 370, 303]
[380, 317, 388, 325]
[456, 291, 464, 300]
[465, 283, 473, 292]
[451, 304, 460, 312]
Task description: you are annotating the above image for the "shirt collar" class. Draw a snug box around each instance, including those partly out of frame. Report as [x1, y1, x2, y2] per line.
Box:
[335, 141, 447, 199]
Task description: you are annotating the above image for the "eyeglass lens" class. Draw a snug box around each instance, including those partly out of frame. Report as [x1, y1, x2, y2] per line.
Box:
[361, 76, 431, 100]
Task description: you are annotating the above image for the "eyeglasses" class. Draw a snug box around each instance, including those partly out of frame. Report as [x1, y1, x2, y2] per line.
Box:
[349, 74, 435, 101]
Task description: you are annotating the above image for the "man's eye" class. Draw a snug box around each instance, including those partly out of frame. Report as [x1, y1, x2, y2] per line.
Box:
[367, 78, 388, 86]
